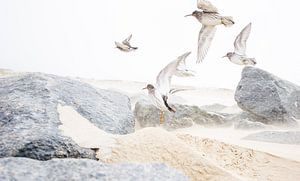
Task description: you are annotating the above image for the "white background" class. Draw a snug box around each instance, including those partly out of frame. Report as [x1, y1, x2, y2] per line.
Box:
[0, 0, 299, 89]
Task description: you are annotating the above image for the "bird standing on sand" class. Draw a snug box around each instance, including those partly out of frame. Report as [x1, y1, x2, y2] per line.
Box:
[115, 34, 138, 52]
[143, 52, 194, 124]
[185, 0, 234, 63]
[223, 23, 256, 65]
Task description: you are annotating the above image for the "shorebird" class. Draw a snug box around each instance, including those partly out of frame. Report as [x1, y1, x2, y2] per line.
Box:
[115, 34, 138, 52]
[143, 52, 194, 124]
[223, 23, 256, 65]
[185, 0, 234, 63]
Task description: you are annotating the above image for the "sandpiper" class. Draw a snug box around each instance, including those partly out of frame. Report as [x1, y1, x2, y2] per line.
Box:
[223, 23, 256, 65]
[185, 0, 234, 63]
[143, 52, 194, 124]
[115, 34, 138, 52]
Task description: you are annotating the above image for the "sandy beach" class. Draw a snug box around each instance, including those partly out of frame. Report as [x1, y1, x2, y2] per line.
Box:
[56, 79, 300, 181]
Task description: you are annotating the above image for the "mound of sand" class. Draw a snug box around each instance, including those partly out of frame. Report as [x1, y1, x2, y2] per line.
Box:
[58, 105, 300, 181]
[0, 68, 18, 77]
[177, 134, 300, 181]
[100, 128, 237, 181]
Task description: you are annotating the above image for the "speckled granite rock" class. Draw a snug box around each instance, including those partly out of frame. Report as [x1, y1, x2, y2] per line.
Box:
[235, 67, 300, 125]
[0, 73, 134, 160]
[134, 97, 229, 129]
[243, 131, 300, 145]
[0, 157, 188, 181]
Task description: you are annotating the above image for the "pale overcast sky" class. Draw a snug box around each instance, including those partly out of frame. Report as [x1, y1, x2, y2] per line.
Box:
[0, 0, 299, 89]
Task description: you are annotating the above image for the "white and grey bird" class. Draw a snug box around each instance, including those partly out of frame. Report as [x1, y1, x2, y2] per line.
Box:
[143, 52, 194, 124]
[223, 23, 256, 65]
[115, 34, 138, 52]
[185, 0, 234, 63]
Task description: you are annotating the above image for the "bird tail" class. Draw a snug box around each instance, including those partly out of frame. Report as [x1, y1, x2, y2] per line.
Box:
[162, 96, 176, 113]
[221, 16, 234, 27]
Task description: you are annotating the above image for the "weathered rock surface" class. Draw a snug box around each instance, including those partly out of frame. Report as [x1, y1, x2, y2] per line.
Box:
[200, 103, 228, 112]
[134, 97, 229, 129]
[229, 112, 268, 130]
[235, 67, 300, 125]
[0, 73, 134, 160]
[243, 131, 300, 145]
[0, 157, 188, 181]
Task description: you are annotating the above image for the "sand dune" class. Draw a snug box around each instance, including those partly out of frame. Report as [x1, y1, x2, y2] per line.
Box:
[178, 134, 300, 181]
[58, 105, 300, 181]
[100, 128, 238, 181]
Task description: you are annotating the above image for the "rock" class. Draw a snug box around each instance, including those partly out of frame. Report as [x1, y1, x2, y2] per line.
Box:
[234, 119, 267, 130]
[134, 97, 229, 129]
[200, 103, 227, 112]
[243, 131, 300, 145]
[235, 67, 300, 125]
[0, 157, 188, 181]
[229, 112, 268, 130]
[0, 73, 134, 160]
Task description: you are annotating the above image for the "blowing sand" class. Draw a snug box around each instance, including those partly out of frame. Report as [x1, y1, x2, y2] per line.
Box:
[81, 79, 240, 113]
[58, 105, 300, 181]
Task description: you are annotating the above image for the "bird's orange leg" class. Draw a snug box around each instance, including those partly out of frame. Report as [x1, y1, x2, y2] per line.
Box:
[159, 111, 164, 124]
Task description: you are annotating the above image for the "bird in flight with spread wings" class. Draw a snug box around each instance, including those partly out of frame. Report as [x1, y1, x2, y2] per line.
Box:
[185, 0, 234, 63]
[115, 34, 138, 52]
[223, 23, 256, 65]
[143, 52, 195, 124]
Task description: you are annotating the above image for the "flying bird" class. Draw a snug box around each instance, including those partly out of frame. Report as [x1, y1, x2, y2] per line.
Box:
[143, 52, 194, 124]
[223, 23, 256, 65]
[115, 34, 138, 52]
[185, 0, 234, 63]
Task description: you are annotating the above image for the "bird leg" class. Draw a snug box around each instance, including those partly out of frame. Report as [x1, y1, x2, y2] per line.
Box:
[159, 111, 164, 124]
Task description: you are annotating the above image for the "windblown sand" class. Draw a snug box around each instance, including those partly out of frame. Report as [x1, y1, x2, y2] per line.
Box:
[58, 105, 300, 181]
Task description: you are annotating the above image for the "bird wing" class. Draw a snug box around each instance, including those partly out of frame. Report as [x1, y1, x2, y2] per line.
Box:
[169, 88, 195, 94]
[234, 23, 252, 55]
[197, 0, 218, 13]
[115, 41, 123, 47]
[175, 55, 196, 77]
[197, 25, 217, 63]
[174, 69, 196, 77]
[122, 34, 132, 46]
[156, 52, 191, 96]
[115, 41, 129, 50]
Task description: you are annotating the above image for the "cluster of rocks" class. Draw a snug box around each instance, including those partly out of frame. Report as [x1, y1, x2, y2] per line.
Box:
[0, 73, 187, 181]
[134, 67, 300, 130]
[1, 66, 299, 180]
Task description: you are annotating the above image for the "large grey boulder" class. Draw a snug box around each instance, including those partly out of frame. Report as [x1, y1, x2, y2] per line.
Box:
[134, 97, 229, 129]
[243, 131, 300, 145]
[0, 73, 134, 160]
[0, 157, 188, 181]
[235, 67, 300, 125]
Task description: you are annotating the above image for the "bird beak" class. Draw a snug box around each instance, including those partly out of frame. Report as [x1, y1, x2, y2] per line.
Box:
[222, 55, 227, 58]
[142, 87, 147, 90]
[184, 14, 193, 17]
